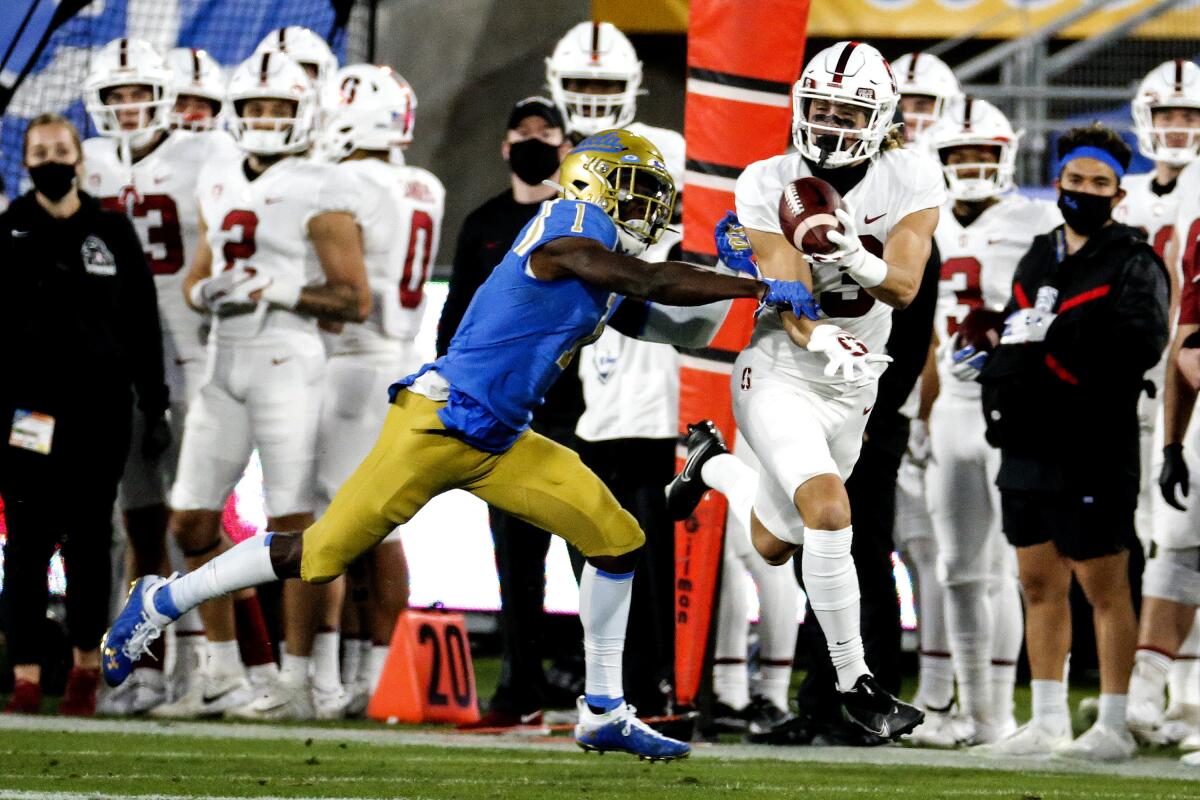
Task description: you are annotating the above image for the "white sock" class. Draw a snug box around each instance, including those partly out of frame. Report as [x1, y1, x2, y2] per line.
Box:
[802, 526, 868, 692]
[1170, 615, 1200, 707]
[701, 453, 758, 534]
[991, 661, 1017, 725]
[247, 662, 277, 685]
[366, 645, 390, 692]
[312, 631, 342, 692]
[579, 563, 632, 711]
[945, 580, 992, 724]
[280, 651, 310, 686]
[206, 639, 243, 679]
[916, 653, 955, 709]
[1031, 678, 1070, 733]
[713, 554, 751, 710]
[1098, 693, 1128, 731]
[989, 573, 1023, 721]
[176, 608, 204, 635]
[745, 549, 798, 710]
[342, 638, 367, 686]
[1130, 648, 1171, 709]
[903, 536, 950, 679]
[158, 535, 277, 617]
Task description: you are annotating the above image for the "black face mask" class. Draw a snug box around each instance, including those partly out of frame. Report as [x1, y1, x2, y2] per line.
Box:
[1057, 188, 1115, 236]
[28, 160, 77, 201]
[508, 139, 561, 186]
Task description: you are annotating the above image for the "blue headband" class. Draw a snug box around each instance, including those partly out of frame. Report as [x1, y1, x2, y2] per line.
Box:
[1059, 145, 1125, 179]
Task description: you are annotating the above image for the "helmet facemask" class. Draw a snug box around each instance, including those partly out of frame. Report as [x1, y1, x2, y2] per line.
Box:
[171, 95, 222, 132]
[231, 97, 310, 155]
[901, 93, 944, 142]
[938, 141, 1014, 201]
[1133, 101, 1200, 167]
[793, 91, 893, 168]
[90, 83, 173, 150]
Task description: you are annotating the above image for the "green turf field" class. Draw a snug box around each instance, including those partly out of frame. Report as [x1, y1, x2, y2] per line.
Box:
[0, 720, 1197, 800]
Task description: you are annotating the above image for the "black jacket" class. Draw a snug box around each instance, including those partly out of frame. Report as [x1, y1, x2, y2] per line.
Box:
[979, 223, 1168, 500]
[436, 189, 584, 430]
[0, 191, 168, 417]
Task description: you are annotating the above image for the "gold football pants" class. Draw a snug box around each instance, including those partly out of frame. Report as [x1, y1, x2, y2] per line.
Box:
[300, 389, 645, 583]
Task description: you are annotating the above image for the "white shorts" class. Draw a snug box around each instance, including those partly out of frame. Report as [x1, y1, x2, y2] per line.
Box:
[1151, 408, 1200, 549]
[315, 344, 419, 543]
[926, 394, 1007, 586]
[117, 353, 206, 511]
[171, 334, 325, 519]
[731, 348, 876, 546]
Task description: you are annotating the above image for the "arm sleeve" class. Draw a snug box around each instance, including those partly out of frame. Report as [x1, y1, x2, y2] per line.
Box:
[1045, 248, 1169, 384]
[436, 211, 486, 357]
[114, 216, 169, 415]
[873, 238, 940, 417]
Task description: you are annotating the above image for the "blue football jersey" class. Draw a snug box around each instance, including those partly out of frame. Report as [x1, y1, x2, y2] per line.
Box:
[395, 198, 621, 452]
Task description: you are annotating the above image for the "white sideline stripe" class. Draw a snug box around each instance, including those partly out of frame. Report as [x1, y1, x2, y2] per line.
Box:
[687, 78, 791, 108]
[682, 169, 738, 193]
[0, 714, 1197, 782]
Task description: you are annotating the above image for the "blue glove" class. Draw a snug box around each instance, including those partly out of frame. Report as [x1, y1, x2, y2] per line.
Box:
[714, 211, 758, 276]
[759, 278, 821, 321]
[950, 344, 988, 382]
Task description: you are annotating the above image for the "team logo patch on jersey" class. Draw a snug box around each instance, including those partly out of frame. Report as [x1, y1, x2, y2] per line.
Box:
[81, 235, 117, 276]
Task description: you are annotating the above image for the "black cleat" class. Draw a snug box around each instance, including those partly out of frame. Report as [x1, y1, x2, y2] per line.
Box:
[710, 700, 749, 734]
[744, 694, 790, 735]
[665, 420, 728, 520]
[838, 674, 925, 741]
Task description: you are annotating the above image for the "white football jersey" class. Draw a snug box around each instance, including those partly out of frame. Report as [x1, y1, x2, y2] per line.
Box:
[1115, 171, 1182, 262]
[196, 155, 359, 342]
[627, 121, 685, 190]
[83, 130, 240, 363]
[325, 159, 445, 355]
[934, 194, 1061, 398]
[1175, 161, 1200, 294]
[735, 147, 945, 391]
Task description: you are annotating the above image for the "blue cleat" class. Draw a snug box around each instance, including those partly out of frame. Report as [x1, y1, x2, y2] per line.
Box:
[574, 697, 691, 761]
[100, 575, 178, 687]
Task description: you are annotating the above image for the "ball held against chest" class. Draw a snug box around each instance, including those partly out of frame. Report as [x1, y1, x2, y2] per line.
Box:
[958, 308, 1006, 353]
[778, 177, 845, 258]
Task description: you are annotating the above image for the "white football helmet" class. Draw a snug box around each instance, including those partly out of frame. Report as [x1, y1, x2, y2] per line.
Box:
[792, 41, 900, 168]
[226, 51, 318, 155]
[891, 51, 962, 141]
[318, 64, 417, 162]
[546, 21, 642, 136]
[1132, 59, 1200, 167]
[83, 38, 175, 149]
[165, 47, 225, 131]
[255, 26, 338, 91]
[927, 96, 1019, 201]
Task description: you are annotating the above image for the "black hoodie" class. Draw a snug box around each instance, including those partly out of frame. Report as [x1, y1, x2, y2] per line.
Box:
[979, 222, 1169, 500]
[0, 190, 167, 418]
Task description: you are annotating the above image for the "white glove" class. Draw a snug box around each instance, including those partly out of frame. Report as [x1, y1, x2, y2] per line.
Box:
[807, 203, 888, 289]
[806, 324, 892, 389]
[949, 341, 989, 382]
[189, 268, 270, 311]
[258, 275, 303, 309]
[906, 418, 932, 469]
[1000, 307, 1057, 345]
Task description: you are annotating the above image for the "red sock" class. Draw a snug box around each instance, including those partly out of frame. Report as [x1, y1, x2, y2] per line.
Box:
[234, 594, 276, 667]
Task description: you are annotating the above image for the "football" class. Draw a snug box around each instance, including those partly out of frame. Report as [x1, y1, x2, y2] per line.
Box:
[957, 308, 1006, 353]
[778, 176, 845, 257]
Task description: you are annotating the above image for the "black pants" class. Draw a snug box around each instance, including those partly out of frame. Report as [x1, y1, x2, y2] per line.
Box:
[579, 437, 677, 715]
[487, 422, 580, 715]
[797, 418, 907, 722]
[1, 399, 131, 664]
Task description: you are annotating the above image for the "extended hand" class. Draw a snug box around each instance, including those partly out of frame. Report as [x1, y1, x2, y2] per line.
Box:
[714, 211, 758, 277]
[760, 278, 821, 321]
[806, 324, 892, 388]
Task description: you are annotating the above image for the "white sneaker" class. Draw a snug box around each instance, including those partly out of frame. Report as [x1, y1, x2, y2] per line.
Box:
[908, 708, 965, 747]
[1180, 730, 1200, 752]
[1054, 722, 1137, 763]
[344, 680, 371, 718]
[313, 684, 350, 721]
[1127, 696, 1167, 745]
[150, 670, 253, 719]
[1161, 703, 1200, 745]
[975, 721, 1071, 757]
[97, 669, 166, 715]
[228, 675, 315, 721]
[1181, 749, 1200, 766]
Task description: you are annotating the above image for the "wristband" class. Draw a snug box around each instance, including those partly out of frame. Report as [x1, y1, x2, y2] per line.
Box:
[260, 278, 303, 309]
[188, 277, 213, 310]
[844, 249, 888, 289]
